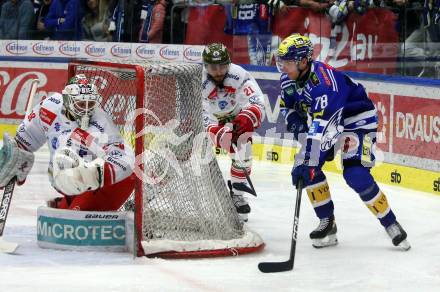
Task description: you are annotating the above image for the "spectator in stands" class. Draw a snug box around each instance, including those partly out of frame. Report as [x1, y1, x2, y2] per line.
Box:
[267, 0, 331, 14]
[82, 0, 111, 41]
[422, 0, 440, 77]
[0, 0, 34, 40]
[44, 0, 84, 40]
[395, 0, 440, 77]
[108, 0, 166, 42]
[33, 0, 52, 39]
[138, 0, 166, 43]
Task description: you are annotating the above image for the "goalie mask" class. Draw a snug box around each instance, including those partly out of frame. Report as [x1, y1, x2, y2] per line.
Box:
[62, 74, 100, 130]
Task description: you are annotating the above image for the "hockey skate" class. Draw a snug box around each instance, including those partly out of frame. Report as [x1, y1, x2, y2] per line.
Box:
[386, 221, 410, 251]
[228, 180, 250, 222]
[231, 193, 250, 222]
[310, 215, 338, 248]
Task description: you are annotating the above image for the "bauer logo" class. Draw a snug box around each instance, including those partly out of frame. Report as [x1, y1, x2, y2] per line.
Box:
[159, 46, 180, 60]
[32, 42, 55, 55]
[433, 178, 440, 192]
[37, 215, 126, 246]
[85, 44, 106, 57]
[59, 42, 81, 56]
[390, 170, 401, 184]
[183, 47, 202, 62]
[5, 42, 28, 55]
[135, 45, 155, 59]
[111, 44, 132, 58]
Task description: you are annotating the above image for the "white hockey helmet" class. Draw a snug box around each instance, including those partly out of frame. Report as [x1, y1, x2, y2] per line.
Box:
[62, 74, 100, 130]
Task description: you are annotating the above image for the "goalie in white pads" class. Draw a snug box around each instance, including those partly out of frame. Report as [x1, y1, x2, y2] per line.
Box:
[0, 74, 135, 211]
[202, 43, 265, 222]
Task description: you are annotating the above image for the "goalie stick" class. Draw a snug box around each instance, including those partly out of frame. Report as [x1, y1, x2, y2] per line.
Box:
[258, 179, 303, 273]
[0, 177, 18, 253]
[0, 79, 39, 254]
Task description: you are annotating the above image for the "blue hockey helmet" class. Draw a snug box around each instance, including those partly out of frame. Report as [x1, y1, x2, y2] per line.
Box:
[277, 34, 313, 62]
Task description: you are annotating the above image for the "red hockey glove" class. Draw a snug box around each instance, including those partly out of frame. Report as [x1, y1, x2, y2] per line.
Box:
[232, 106, 262, 143]
[232, 113, 254, 136]
[233, 106, 262, 135]
[207, 124, 234, 153]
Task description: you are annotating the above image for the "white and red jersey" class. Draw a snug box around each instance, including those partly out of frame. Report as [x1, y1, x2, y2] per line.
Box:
[15, 93, 135, 189]
[202, 63, 265, 131]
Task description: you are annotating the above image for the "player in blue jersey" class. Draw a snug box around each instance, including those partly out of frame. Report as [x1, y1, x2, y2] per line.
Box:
[276, 34, 410, 250]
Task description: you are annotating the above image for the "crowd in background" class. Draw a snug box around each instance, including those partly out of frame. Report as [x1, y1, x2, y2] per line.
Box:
[0, 0, 167, 42]
[0, 0, 439, 78]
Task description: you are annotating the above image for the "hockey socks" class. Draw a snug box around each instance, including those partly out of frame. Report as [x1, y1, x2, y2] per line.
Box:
[306, 180, 334, 219]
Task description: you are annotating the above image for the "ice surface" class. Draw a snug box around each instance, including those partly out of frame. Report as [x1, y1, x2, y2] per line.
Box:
[1, 148, 440, 292]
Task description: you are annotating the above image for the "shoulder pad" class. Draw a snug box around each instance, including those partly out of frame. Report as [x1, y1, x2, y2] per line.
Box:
[42, 93, 63, 107]
[225, 64, 246, 81]
[313, 62, 342, 94]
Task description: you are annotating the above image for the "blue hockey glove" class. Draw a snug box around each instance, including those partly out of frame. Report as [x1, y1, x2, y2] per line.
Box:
[291, 164, 317, 187]
[286, 111, 308, 141]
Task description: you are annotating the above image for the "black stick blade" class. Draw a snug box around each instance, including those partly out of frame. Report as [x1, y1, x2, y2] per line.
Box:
[258, 260, 293, 273]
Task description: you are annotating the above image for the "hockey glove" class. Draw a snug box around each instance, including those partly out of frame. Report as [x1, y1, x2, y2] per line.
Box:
[0, 133, 34, 188]
[207, 124, 234, 153]
[291, 164, 317, 187]
[233, 105, 262, 135]
[53, 147, 104, 195]
[286, 110, 309, 141]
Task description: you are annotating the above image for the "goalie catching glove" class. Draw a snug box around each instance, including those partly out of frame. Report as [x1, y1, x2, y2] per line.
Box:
[0, 133, 34, 187]
[52, 147, 104, 195]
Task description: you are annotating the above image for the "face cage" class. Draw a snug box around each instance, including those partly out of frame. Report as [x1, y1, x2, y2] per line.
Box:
[66, 94, 99, 120]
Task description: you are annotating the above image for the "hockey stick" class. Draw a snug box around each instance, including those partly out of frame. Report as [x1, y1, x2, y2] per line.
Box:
[0, 177, 18, 253]
[258, 179, 304, 273]
[27, 79, 39, 116]
[0, 79, 39, 253]
[231, 143, 257, 197]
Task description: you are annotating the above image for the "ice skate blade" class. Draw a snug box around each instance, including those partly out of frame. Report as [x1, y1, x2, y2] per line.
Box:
[312, 234, 338, 248]
[397, 239, 411, 251]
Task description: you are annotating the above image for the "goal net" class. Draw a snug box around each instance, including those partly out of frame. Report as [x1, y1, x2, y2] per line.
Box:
[67, 60, 264, 258]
